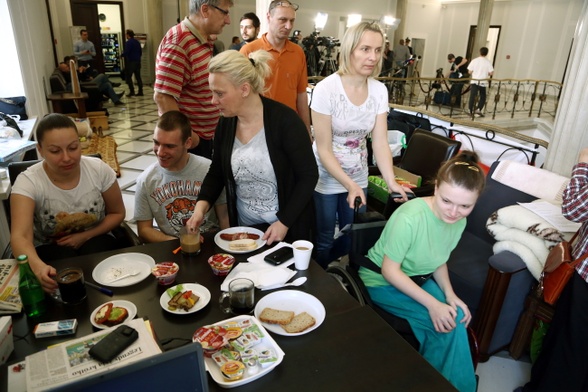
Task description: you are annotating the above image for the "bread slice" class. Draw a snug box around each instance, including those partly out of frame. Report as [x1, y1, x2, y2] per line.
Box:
[259, 307, 295, 325]
[229, 238, 257, 251]
[94, 302, 113, 325]
[281, 312, 316, 333]
[104, 306, 129, 326]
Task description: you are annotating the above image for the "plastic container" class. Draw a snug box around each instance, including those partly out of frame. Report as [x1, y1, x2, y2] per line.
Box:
[208, 254, 236, 276]
[151, 262, 179, 285]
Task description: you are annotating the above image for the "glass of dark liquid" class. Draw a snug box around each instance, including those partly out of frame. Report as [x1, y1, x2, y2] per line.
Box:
[56, 267, 87, 304]
[220, 278, 254, 315]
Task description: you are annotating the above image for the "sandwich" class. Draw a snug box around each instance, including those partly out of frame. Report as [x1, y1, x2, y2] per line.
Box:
[228, 238, 257, 251]
[102, 305, 129, 327]
[94, 302, 113, 325]
[259, 307, 295, 325]
[167, 290, 200, 311]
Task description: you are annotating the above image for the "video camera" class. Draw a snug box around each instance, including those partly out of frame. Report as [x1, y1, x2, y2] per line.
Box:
[302, 32, 340, 51]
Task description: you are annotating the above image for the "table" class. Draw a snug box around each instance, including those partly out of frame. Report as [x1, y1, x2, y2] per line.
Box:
[4, 238, 455, 391]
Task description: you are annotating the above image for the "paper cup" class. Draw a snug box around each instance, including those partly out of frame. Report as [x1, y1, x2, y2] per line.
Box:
[292, 240, 313, 270]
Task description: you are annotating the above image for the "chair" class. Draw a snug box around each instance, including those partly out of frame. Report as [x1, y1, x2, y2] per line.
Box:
[369, 128, 461, 218]
[2, 156, 140, 258]
[327, 215, 479, 368]
[48, 68, 104, 113]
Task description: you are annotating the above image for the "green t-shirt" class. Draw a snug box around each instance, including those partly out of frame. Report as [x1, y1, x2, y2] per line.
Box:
[359, 198, 466, 287]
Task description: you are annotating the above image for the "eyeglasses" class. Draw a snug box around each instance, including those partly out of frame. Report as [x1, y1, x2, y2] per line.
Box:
[269, 1, 299, 11]
[210, 4, 230, 16]
[454, 161, 480, 172]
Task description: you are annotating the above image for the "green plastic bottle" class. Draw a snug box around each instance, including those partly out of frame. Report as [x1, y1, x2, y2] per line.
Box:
[17, 255, 46, 318]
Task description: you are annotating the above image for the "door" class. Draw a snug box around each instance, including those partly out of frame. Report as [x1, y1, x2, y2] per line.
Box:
[466, 26, 501, 66]
[70, 1, 104, 73]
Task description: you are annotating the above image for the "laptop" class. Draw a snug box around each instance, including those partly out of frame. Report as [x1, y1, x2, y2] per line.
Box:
[51, 343, 209, 391]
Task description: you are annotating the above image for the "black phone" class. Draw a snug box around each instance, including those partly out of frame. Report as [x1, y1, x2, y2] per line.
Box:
[264, 246, 294, 265]
[89, 325, 139, 363]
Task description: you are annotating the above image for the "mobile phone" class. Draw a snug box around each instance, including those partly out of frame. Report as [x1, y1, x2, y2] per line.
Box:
[264, 246, 294, 266]
[89, 325, 138, 363]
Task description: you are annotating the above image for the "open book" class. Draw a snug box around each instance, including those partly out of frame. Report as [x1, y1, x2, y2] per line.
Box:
[25, 318, 161, 391]
[0, 259, 22, 314]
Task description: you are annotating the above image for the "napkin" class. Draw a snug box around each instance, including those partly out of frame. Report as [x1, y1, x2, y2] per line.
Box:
[220, 262, 296, 292]
[247, 242, 295, 268]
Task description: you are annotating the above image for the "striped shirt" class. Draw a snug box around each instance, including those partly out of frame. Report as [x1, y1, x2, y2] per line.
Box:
[154, 18, 219, 140]
[561, 162, 588, 282]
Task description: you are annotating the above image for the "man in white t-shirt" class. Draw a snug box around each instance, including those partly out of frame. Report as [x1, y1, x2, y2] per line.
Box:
[467, 47, 494, 117]
[134, 111, 228, 243]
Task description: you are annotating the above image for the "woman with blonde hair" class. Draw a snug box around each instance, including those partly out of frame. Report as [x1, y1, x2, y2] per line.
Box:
[187, 50, 318, 244]
[311, 21, 410, 268]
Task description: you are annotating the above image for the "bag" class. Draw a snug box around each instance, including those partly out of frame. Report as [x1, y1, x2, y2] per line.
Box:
[0, 112, 23, 137]
[0, 96, 27, 120]
[540, 231, 588, 305]
[433, 91, 452, 105]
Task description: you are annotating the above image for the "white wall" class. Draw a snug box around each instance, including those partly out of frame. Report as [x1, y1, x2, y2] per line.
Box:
[98, 4, 122, 34]
[0, 0, 24, 97]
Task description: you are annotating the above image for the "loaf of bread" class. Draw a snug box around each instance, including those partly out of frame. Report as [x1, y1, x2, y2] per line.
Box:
[281, 312, 316, 333]
[228, 238, 257, 251]
[259, 307, 295, 325]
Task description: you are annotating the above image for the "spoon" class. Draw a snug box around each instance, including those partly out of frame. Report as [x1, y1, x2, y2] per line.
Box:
[261, 277, 307, 291]
[108, 270, 140, 283]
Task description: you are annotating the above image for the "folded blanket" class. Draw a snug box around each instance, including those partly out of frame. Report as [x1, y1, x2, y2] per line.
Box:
[487, 205, 564, 280]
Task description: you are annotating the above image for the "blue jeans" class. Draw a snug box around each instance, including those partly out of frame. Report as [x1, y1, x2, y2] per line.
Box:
[313, 189, 366, 268]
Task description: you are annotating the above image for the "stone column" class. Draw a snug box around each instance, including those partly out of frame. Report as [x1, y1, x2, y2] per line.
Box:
[394, 0, 407, 44]
[474, 0, 494, 53]
[257, 0, 271, 37]
[544, 1, 588, 176]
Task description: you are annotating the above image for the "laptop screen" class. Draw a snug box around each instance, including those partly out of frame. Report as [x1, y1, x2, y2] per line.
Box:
[52, 343, 209, 391]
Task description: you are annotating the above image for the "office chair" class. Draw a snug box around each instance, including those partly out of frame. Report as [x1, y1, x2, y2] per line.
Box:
[380, 129, 461, 218]
[2, 155, 141, 258]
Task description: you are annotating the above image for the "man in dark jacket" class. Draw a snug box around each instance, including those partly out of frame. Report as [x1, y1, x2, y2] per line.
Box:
[123, 29, 143, 97]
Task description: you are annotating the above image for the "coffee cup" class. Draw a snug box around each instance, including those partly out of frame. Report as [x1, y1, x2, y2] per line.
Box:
[56, 267, 87, 304]
[219, 278, 255, 315]
[292, 240, 314, 270]
[180, 227, 201, 255]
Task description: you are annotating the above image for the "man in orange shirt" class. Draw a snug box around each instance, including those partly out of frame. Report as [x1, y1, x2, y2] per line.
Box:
[240, 1, 310, 135]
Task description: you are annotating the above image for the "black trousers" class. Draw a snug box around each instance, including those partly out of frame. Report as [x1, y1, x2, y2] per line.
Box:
[125, 60, 143, 94]
[468, 84, 486, 112]
[36, 234, 120, 261]
[188, 137, 214, 160]
[523, 272, 588, 391]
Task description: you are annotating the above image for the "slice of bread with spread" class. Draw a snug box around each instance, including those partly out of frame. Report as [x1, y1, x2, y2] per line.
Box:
[281, 312, 316, 333]
[259, 308, 295, 325]
[228, 238, 257, 251]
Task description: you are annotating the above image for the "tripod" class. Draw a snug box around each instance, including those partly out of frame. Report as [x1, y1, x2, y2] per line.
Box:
[318, 47, 338, 76]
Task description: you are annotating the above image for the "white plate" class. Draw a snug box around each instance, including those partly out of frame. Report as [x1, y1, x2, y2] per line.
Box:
[254, 290, 326, 336]
[197, 315, 284, 388]
[214, 227, 266, 254]
[92, 253, 155, 287]
[90, 300, 137, 330]
[159, 283, 211, 314]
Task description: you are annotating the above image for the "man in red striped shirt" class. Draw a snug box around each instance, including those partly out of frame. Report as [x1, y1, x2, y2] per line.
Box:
[154, 0, 233, 159]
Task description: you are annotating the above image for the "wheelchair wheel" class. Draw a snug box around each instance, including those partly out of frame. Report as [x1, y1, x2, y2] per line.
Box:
[326, 265, 366, 306]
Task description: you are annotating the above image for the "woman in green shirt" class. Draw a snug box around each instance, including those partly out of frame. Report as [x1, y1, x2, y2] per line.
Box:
[359, 151, 485, 392]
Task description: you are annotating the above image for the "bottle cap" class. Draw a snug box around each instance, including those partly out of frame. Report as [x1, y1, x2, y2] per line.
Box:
[17, 255, 28, 263]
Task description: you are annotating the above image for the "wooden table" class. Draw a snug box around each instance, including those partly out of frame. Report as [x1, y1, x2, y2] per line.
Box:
[46, 92, 88, 118]
[4, 238, 455, 391]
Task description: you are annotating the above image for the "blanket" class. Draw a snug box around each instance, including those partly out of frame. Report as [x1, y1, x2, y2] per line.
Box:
[486, 204, 564, 280]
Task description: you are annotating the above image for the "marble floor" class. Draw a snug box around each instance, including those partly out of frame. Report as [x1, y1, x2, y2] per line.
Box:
[105, 78, 531, 392]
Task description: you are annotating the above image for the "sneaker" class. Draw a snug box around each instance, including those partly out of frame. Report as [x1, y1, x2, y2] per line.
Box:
[136, 92, 144, 97]
[116, 92, 124, 99]
[475, 110, 485, 117]
[111, 82, 121, 87]
[114, 101, 125, 106]
[126, 92, 136, 97]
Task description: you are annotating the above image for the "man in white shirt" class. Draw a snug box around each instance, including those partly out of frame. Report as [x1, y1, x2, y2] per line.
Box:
[467, 47, 494, 117]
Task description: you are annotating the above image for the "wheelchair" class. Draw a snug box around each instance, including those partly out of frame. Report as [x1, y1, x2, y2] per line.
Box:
[326, 208, 479, 369]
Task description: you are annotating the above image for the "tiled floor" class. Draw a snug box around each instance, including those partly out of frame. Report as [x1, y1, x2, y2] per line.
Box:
[107, 78, 531, 392]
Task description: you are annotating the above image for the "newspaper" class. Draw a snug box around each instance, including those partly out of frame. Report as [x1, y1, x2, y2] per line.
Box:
[25, 318, 161, 391]
[0, 259, 22, 314]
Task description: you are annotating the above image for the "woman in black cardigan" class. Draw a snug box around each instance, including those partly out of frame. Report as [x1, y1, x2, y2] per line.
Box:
[186, 49, 318, 245]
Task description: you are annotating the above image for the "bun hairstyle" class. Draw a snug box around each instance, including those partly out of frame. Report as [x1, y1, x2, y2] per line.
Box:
[36, 113, 77, 145]
[436, 151, 486, 194]
[208, 49, 273, 95]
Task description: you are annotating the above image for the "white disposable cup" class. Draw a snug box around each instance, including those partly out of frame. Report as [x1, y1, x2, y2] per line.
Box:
[292, 240, 313, 270]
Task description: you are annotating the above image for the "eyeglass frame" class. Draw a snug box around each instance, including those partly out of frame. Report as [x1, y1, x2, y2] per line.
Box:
[269, 1, 299, 12]
[210, 4, 230, 16]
